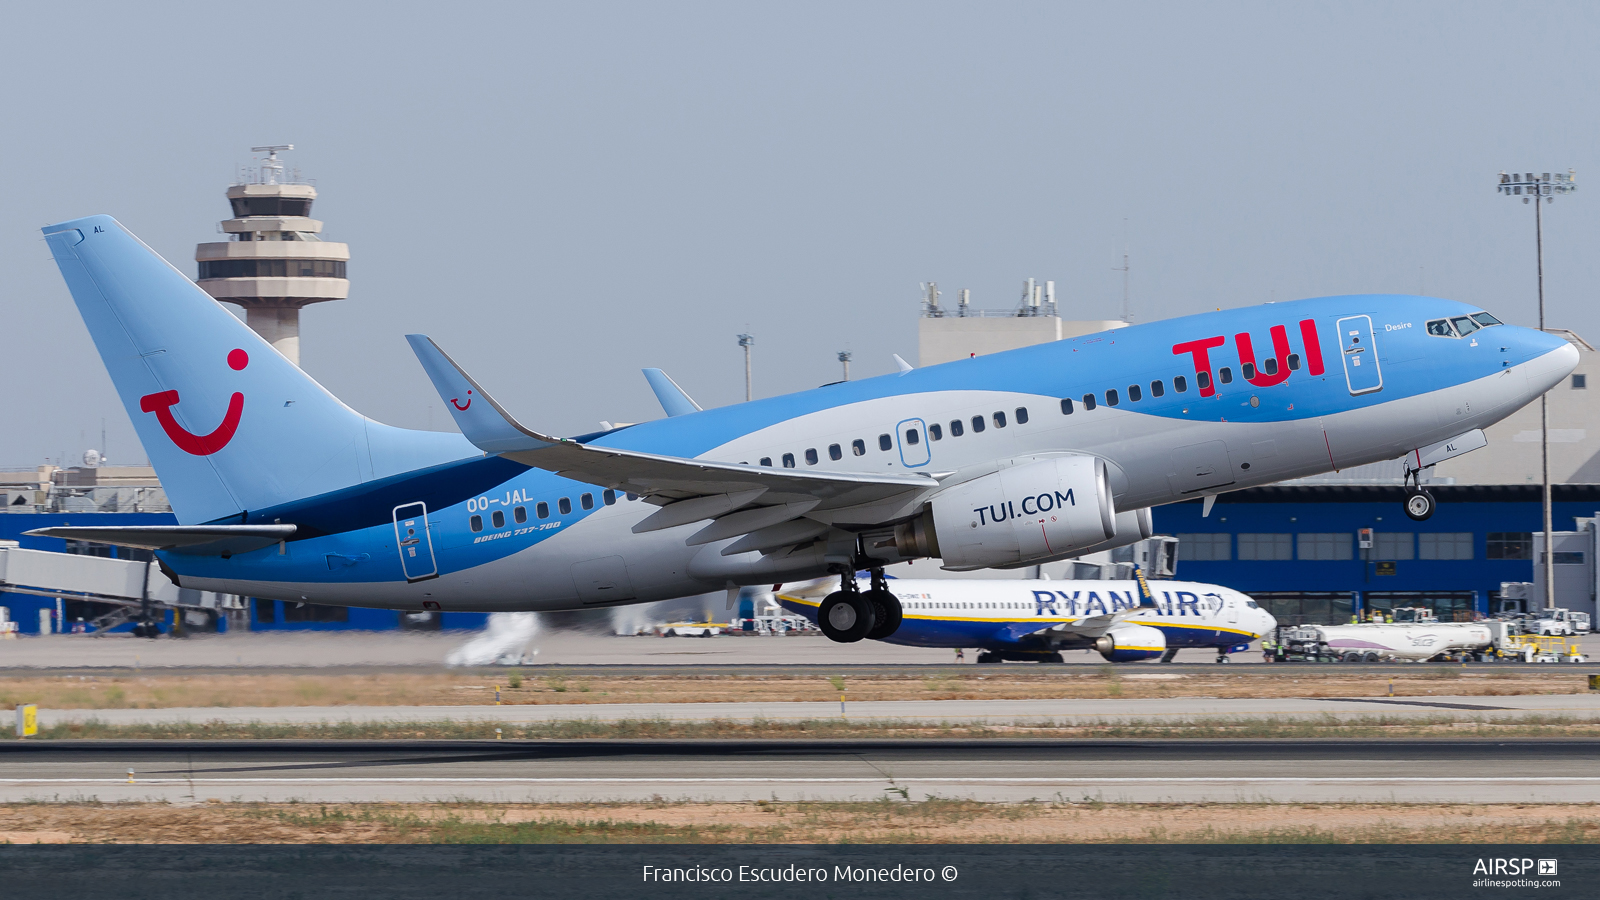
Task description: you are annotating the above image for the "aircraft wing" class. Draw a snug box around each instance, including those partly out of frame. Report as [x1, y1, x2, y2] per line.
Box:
[406, 335, 940, 537]
[1007, 567, 1161, 640]
[24, 525, 297, 556]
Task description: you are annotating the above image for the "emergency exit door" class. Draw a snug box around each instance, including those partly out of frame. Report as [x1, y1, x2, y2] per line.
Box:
[393, 502, 438, 582]
[1336, 315, 1383, 395]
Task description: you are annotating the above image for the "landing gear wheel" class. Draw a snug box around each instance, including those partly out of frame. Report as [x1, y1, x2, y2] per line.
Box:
[863, 588, 903, 640]
[1362, 651, 1381, 663]
[1404, 489, 1436, 521]
[1215, 654, 1230, 663]
[818, 590, 875, 643]
[976, 651, 1002, 664]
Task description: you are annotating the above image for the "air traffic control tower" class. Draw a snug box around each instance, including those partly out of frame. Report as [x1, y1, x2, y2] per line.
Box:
[195, 145, 349, 366]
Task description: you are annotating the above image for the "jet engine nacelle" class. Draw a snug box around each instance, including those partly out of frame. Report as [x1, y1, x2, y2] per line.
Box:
[929, 456, 1116, 570]
[1093, 623, 1166, 662]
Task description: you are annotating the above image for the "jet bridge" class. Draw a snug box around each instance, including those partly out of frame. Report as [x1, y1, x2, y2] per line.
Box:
[0, 543, 244, 634]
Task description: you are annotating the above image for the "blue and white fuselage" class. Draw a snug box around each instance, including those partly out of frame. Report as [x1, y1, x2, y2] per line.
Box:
[34, 215, 1580, 643]
[778, 578, 1277, 662]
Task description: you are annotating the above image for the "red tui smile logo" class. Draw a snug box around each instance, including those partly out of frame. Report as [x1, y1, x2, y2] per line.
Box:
[138, 349, 248, 456]
[451, 390, 472, 411]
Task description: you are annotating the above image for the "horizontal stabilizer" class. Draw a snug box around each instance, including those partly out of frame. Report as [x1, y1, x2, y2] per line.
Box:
[642, 369, 702, 417]
[25, 525, 297, 557]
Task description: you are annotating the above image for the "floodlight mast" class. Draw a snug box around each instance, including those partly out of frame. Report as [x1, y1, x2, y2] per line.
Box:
[737, 333, 754, 402]
[1497, 170, 1577, 611]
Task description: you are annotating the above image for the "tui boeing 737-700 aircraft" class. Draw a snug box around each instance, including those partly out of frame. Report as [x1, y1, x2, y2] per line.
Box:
[31, 215, 1578, 646]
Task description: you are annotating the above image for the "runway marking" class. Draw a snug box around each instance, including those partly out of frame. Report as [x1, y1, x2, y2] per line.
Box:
[10, 777, 1600, 785]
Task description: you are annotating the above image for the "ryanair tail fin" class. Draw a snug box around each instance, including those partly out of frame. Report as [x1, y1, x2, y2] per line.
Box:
[42, 215, 472, 524]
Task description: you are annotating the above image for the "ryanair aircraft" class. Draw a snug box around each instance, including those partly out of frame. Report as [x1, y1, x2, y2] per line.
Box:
[34, 215, 1576, 650]
[777, 570, 1277, 663]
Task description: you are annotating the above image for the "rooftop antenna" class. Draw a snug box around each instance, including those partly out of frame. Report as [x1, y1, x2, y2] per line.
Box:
[837, 350, 852, 381]
[1113, 221, 1131, 322]
[920, 282, 941, 317]
[958, 288, 969, 317]
[250, 144, 294, 184]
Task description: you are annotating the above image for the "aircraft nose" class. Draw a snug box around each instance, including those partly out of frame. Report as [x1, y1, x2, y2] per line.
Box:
[1523, 334, 1579, 395]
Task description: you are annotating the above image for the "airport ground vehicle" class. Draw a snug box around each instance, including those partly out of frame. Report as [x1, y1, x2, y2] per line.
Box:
[1276, 619, 1587, 662]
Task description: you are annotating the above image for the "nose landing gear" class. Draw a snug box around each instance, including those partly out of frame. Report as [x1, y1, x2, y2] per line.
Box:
[817, 564, 903, 643]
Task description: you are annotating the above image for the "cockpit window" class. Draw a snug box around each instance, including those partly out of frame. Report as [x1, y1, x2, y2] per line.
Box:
[1471, 312, 1502, 327]
[1450, 316, 1481, 336]
[1426, 319, 1456, 337]
[1246, 600, 1259, 608]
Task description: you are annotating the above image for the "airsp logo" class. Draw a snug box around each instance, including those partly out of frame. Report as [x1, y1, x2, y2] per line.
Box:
[1472, 858, 1555, 875]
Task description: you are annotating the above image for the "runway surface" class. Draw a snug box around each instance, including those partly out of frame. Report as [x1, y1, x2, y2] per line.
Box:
[4, 738, 1597, 804]
[33, 692, 1600, 729]
[6, 631, 1596, 671]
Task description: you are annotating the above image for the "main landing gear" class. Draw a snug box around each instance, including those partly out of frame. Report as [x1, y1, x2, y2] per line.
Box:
[1402, 469, 1436, 522]
[817, 566, 903, 643]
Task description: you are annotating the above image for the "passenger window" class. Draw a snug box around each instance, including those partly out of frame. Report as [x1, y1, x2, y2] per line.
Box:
[1287, 354, 1300, 371]
[1151, 380, 1164, 398]
[1197, 372, 1211, 390]
[950, 419, 964, 437]
[851, 439, 866, 456]
[1082, 393, 1097, 411]
[1060, 398, 1074, 415]
[1015, 407, 1028, 424]
[879, 434, 893, 451]
[829, 443, 842, 460]
[905, 428, 920, 445]
[760, 457, 772, 467]
[970, 416, 986, 433]
[1241, 362, 1256, 380]
[928, 424, 943, 441]
[805, 448, 819, 465]
[782, 453, 796, 468]
[1219, 367, 1233, 384]
[580, 493, 594, 510]
[1174, 375, 1188, 392]
[603, 489, 616, 506]
[492, 510, 505, 529]
[1450, 316, 1480, 336]
[1106, 389, 1119, 407]
[1128, 384, 1142, 402]
[558, 497, 572, 515]
[1426, 319, 1455, 337]
[625, 493, 638, 501]
[514, 506, 527, 524]
[992, 411, 1006, 428]
[1263, 358, 1278, 376]
[1472, 312, 1502, 326]
[470, 515, 483, 533]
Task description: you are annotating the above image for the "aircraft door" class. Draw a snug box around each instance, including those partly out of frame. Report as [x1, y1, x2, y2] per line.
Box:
[1226, 595, 1238, 624]
[392, 502, 439, 583]
[1336, 315, 1383, 395]
[896, 418, 930, 468]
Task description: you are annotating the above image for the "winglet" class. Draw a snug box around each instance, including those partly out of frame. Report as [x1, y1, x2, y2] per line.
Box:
[642, 368, 703, 417]
[1133, 564, 1158, 609]
[893, 354, 914, 374]
[405, 335, 557, 453]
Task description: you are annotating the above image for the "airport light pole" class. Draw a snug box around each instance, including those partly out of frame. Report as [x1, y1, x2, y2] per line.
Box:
[1497, 170, 1577, 610]
[838, 350, 852, 381]
[737, 333, 754, 402]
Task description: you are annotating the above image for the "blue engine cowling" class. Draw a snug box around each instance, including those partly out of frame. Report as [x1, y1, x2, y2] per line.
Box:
[1094, 623, 1167, 662]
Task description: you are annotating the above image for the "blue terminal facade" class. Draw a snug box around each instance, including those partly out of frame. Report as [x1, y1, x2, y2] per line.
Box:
[1150, 484, 1600, 625]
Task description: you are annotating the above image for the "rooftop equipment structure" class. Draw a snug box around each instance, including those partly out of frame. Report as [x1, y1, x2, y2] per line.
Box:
[194, 146, 350, 366]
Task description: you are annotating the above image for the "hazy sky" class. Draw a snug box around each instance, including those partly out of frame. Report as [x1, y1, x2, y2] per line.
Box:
[4, 2, 1598, 467]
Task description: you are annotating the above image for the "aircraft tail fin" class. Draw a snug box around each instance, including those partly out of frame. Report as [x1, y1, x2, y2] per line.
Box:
[42, 215, 471, 524]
